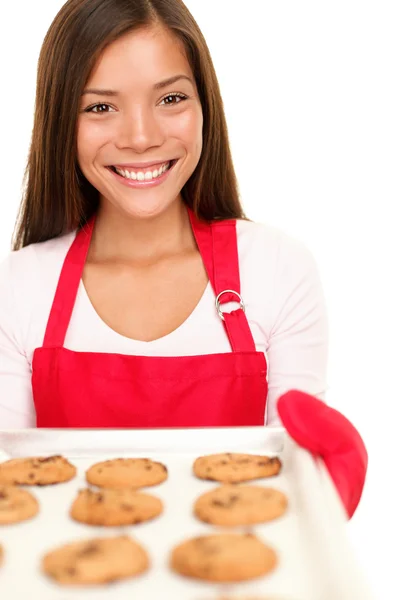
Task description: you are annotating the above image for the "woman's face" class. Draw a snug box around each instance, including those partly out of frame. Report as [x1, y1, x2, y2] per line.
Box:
[77, 26, 203, 220]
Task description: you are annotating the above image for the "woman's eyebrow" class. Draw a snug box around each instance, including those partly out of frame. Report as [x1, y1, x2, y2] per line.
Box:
[81, 74, 194, 96]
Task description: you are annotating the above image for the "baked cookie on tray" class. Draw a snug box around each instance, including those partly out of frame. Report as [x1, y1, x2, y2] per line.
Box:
[170, 532, 277, 582]
[194, 484, 288, 526]
[193, 453, 282, 483]
[70, 488, 163, 526]
[0, 485, 39, 524]
[42, 535, 149, 585]
[86, 458, 168, 489]
[0, 456, 76, 486]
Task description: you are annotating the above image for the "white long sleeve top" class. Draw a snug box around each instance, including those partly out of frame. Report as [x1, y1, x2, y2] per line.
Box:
[0, 218, 329, 428]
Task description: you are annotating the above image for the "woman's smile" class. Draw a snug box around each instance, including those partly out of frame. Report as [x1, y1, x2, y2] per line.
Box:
[106, 158, 178, 188]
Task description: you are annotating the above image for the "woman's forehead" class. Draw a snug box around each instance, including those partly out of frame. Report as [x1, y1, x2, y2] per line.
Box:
[86, 27, 192, 89]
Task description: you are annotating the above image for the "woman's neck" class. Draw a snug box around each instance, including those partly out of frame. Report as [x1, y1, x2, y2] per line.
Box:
[87, 198, 196, 266]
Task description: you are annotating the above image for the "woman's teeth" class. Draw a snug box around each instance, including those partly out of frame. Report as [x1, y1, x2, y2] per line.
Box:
[114, 161, 171, 181]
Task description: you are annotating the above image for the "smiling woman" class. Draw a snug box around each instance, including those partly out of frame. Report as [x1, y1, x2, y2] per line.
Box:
[0, 0, 367, 520]
[12, 0, 240, 248]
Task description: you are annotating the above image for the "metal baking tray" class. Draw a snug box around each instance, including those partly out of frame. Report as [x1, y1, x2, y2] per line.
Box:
[0, 427, 374, 600]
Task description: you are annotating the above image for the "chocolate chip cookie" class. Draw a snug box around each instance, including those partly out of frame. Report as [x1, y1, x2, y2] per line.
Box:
[193, 453, 281, 483]
[42, 535, 149, 585]
[0, 456, 76, 486]
[70, 487, 163, 526]
[0, 485, 39, 524]
[170, 532, 277, 582]
[194, 484, 288, 526]
[86, 458, 168, 489]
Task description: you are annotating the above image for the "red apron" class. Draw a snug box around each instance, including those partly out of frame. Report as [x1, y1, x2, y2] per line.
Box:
[32, 207, 268, 428]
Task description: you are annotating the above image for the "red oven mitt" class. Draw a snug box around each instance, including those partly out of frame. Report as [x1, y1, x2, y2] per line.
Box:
[276, 390, 368, 519]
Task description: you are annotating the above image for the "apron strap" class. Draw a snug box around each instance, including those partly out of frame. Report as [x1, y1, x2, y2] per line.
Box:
[188, 209, 256, 353]
[43, 216, 94, 348]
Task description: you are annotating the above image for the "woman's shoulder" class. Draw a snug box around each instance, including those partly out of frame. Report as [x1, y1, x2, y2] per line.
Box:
[0, 230, 76, 290]
[235, 217, 316, 268]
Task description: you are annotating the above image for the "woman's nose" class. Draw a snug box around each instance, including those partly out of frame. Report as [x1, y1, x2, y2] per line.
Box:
[114, 106, 165, 152]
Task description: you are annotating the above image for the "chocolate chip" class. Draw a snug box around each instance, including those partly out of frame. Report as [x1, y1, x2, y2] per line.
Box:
[120, 504, 133, 510]
[211, 495, 239, 508]
[28, 473, 35, 480]
[78, 543, 98, 556]
[37, 455, 61, 463]
[145, 465, 152, 471]
[161, 465, 168, 472]
[96, 494, 104, 503]
[66, 567, 76, 576]
[211, 499, 225, 507]
[36, 481, 58, 486]
[0, 491, 7, 499]
[133, 517, 142, 524]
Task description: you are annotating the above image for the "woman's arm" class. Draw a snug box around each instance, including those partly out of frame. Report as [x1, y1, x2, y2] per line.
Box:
[265, 235, 329, 425]
[258, 233, 366, 517]
[0, 254, 36, 428]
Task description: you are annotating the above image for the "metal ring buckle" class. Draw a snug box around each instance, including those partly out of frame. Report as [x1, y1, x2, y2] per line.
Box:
[215, 289, 245, 321]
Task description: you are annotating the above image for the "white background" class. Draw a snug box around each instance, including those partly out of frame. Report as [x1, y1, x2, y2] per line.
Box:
[0, 1, 399, 598]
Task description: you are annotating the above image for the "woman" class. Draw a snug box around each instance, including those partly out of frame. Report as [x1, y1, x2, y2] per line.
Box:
[0, 0, 366, 517]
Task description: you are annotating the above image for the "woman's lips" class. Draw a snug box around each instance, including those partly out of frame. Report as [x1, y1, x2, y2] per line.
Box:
[112, 160, 172, 170]
[107, 159, 177, 188]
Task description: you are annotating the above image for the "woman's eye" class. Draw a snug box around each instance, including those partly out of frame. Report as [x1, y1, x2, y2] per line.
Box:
[160, 93, 187, 106]
[85, 103, 113, 114]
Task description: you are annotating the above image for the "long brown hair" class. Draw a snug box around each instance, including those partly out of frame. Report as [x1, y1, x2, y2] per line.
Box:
[12, 0, 247, 251]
